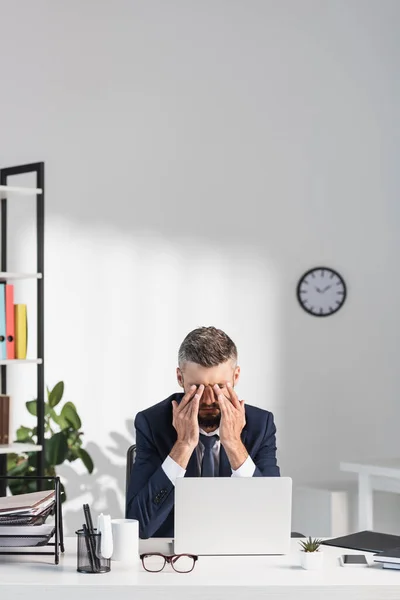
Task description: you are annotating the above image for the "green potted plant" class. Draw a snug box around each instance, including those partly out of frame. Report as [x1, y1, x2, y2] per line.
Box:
[298, 537, 323, 570]
[7, 381, 94, 502]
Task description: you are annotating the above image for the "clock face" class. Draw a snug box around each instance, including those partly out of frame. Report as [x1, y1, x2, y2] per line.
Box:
[297, 267, 347, 317]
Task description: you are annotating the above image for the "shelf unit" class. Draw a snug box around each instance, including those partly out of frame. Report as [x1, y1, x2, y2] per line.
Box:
[0, 273, 42, 280]
[0, 163, 45, 497]
[0, 185, 43, 196]
[0, 443, 42, 455]
[0, 360, 43, 365]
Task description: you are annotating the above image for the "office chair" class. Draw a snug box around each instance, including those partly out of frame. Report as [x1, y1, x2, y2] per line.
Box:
[126, 444, 136, 495]
[125, 444, 137, 518]
[125, 443, 304, 537]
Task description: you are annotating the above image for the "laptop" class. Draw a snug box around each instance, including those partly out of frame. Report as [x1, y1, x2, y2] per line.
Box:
[174, 477, 292, 555]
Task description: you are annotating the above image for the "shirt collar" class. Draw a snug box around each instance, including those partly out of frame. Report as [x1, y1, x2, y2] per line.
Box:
[199, 427, 220, 437]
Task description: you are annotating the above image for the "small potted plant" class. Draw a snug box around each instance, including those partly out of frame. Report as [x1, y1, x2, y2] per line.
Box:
[299, 537, 323, 570]
[7, 381, 94, 501]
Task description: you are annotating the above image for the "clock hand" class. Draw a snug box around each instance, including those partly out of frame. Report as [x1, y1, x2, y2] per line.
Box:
[315, 287, 322, 293]
[322, 285, 332, 293]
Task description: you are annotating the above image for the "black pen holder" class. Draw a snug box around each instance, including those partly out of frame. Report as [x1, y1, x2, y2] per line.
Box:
[76, 529, 111, 573]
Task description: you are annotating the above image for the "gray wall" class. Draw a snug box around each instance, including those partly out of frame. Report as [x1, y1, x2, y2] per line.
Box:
[1, 0, 399, 534]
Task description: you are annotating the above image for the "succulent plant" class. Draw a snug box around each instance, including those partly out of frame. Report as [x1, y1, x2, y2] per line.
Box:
[299, 537, 323, 553]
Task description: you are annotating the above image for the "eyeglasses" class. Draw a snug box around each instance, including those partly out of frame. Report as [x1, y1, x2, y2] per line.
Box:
[140, 552, 198, 573]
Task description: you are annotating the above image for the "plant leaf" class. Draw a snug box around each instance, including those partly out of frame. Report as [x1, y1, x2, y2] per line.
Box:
[61, 402, 81, 430]
[16, 426, 34, 442]
[9, 478, 36, 496]
[26, 400, 37, 416]
[7, 457, 29, 476]
[68, 433, 81, 447]
[45, 431, 69, 466]
[26, 400, 51, 418]
[48, 407, 60, 425]
[49, 381, 64, 408]
[6, 453, 21, 471]
[77, 448, 94, 474]
[27, 453, 39, 468]
[299, 537, 322, 552]
[48, 407, 69, 429]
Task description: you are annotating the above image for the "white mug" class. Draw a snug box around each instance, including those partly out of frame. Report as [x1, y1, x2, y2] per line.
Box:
[111, 518, 139, 565]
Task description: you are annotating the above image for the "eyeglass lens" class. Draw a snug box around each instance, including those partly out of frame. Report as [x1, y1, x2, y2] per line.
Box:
[142, 554, 166, 572]
[172, 555, 195, 573]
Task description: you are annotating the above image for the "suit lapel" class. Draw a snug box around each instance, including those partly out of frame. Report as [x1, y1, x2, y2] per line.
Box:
[219, 444, 231, 477]
[185, 449, 199, 478]
[241, 428, 248, 448]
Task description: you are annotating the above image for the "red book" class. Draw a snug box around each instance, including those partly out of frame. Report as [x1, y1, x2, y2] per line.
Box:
[5, 285, 15, 359]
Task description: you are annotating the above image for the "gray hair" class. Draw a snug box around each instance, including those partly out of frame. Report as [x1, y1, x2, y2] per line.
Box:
[178, 326, 237, 369]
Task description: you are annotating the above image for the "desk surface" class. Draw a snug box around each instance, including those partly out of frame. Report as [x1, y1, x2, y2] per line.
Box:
[0, 537, 399, 600]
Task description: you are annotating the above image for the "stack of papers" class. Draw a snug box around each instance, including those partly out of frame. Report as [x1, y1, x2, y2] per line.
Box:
[374, 547, 400, 571]
[0, 490, 55, 525]
[0, 524, 55, 547]
[0, 490, 56, 547]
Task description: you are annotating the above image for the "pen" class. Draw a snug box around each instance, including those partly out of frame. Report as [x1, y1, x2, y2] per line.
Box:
[84, 503, 95, 533]
[83, 504, 100, 572]
[82, 523, 97, 573]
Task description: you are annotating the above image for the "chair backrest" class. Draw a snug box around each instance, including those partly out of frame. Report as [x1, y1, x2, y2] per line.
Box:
[125, 444, 137, 518]
[125, 444, 136, 497]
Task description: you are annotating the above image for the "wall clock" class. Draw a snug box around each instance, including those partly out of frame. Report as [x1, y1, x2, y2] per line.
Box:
[297, 267, 347, 317]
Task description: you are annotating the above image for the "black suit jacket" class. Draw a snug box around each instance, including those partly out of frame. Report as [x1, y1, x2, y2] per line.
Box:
[126, 392, 280, 538]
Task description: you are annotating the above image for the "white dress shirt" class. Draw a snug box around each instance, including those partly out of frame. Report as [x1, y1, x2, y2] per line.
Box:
[162, 428, 256, 485]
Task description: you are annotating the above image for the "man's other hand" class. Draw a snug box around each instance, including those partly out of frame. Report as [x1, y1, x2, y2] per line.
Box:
[169, 385, 203, 468]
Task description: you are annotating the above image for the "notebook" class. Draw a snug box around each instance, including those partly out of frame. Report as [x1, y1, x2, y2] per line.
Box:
[322, 531, 400, 553]
[374, 547, 400, 565]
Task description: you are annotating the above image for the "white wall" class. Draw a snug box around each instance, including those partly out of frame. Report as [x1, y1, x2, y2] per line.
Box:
[0, 0, 399, 534]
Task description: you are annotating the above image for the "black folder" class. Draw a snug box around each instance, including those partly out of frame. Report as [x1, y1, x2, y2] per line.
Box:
[373, 547, 400, 563]
[322, 531, 400, 553]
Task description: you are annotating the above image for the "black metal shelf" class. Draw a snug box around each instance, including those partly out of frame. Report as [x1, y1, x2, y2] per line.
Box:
[0, 162, 45, 496]
[0, 475, 64, 564]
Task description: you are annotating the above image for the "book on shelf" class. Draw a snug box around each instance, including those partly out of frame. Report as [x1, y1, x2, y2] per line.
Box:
[0, 283, 6, 359]
[0, 394, 10, 444]
[0, 285, 26, 360]
[14, 303, 27, 359]
[5, 284, 15, 359]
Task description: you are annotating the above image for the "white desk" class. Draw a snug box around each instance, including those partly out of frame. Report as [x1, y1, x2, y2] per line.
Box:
[0, 537, 399, 600]
[340, 458, 400, 530]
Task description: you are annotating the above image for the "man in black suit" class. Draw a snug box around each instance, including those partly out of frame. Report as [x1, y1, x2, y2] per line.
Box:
[126, 326, 280, 538]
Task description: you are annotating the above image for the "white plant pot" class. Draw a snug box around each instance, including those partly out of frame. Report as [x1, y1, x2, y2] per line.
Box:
[300, 551, 324, 570]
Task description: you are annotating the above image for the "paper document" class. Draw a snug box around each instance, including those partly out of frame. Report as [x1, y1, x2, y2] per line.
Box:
[0, 490, 55, 515]
[0, 524, 54, 536]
